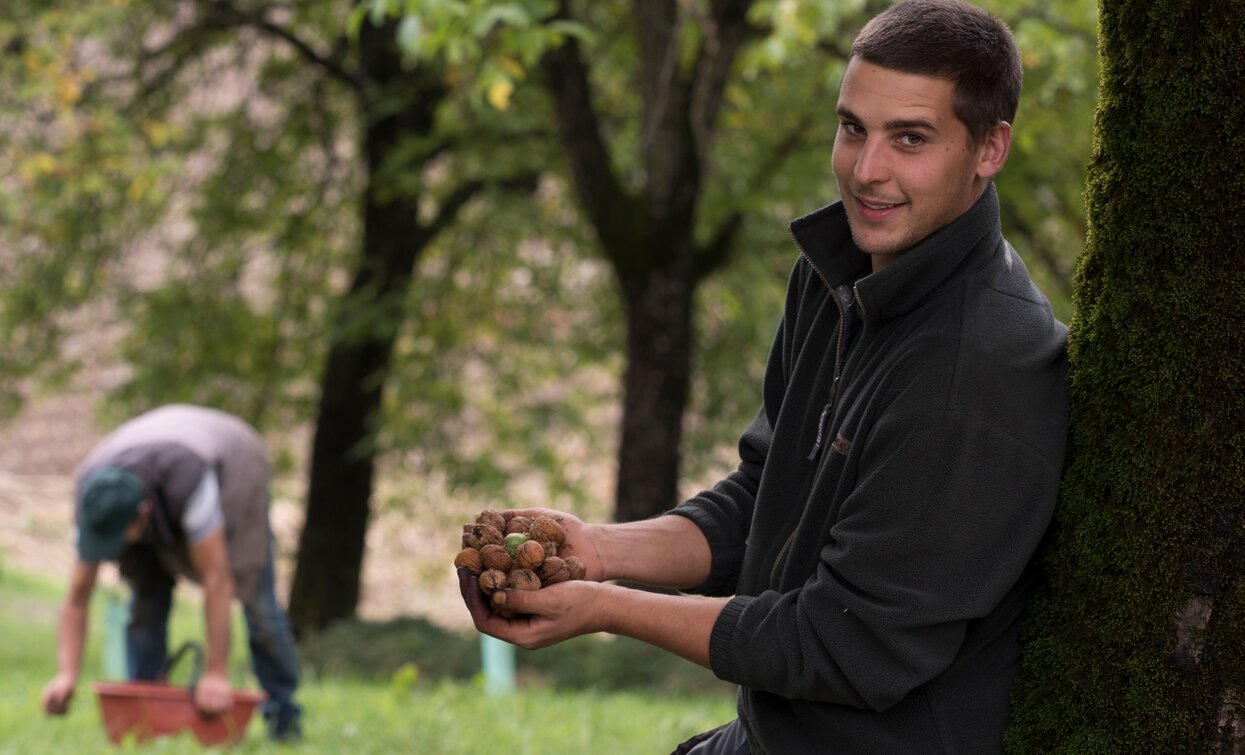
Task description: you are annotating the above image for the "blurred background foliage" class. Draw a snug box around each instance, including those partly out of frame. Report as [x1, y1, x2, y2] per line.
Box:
[0, 0, 1096, 620]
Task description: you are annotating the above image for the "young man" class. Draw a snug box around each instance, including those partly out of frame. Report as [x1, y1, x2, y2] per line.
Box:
[41, 404, 303, 741]
[459, 1, 1068, 752]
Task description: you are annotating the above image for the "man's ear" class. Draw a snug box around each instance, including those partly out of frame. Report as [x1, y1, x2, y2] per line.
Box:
[976, 121, 1012, 181]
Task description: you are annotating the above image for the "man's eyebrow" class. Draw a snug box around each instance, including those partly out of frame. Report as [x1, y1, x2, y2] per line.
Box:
[886, 118, 938, 132]
[835, 107, 939, 133]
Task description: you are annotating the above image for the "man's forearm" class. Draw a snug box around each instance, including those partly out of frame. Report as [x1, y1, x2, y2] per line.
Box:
[597, 583, 729, 668]
[55, 599, 90, 679]
[56, 562, 98, 680]
[201, 573, 233, 676]
[592, 515, 712, 589]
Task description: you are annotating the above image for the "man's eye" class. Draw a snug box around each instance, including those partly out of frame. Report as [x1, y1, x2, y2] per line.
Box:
[841, 123, 864, 136]
[899, 133, 924, 147]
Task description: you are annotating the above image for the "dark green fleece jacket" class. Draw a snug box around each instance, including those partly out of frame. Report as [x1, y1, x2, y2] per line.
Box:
[670, 185, 1068, 753]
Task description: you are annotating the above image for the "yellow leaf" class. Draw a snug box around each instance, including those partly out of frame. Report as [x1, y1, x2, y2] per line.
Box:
[126, 175, 150, 202]
[498, 55, 525, 82]
[487, 80, 513, 111]
[56, 76, 82, 106]
[142, 120, 172, 148]
[20, 152, 58, 182]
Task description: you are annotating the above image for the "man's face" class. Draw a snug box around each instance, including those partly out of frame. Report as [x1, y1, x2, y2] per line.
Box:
[122, 502, 151, 545]
[832, 58, 1009, 270]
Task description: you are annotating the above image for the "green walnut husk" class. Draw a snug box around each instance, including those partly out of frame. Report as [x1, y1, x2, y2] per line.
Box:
[503, 532, 531, 557]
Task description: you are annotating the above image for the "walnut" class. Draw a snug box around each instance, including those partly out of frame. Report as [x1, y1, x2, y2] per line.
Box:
[474, 509, 507, 533]
[564, 556, 586, 581]
[537, 540, 558, 558]
[479, 543, 513, 572]
[503, 532, 531, 557]
[515, 539, 545, 571]
[539, 556, 570, 585]
[454, 547, 483, 575]
[478, 569, 508, 595]
[528, 515, 566, 546]
[466, 523, 504, 549]
[505, 515, 532, 535]
[507, 568, 542, 591]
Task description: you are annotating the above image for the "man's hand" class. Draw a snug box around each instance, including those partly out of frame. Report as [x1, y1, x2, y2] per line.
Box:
[459, 567, 610, 650]
[41, 672, 76, 715]
[457, 566, 724, 667]
[193, 671, 233, 716]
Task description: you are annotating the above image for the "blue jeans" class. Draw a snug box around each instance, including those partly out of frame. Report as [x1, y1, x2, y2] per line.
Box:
[124, 538, 303, 738]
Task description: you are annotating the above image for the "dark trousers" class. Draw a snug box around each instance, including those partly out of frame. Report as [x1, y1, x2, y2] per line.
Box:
[673, 719, 752, 755]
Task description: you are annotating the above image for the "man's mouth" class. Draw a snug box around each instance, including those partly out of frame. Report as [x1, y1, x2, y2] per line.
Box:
[857, 197, 902, 211]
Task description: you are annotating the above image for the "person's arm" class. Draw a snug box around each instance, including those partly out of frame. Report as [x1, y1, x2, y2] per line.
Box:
[187, 529, 234, 715]
[42, 560, 99, 714]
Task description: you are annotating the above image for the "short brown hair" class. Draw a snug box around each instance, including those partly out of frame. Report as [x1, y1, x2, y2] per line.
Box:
[850, 0, 1022, 145]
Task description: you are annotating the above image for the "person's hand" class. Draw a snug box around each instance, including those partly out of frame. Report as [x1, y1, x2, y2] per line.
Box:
[458, 567, 612, 650]
[41, 673, 76, 715]
[193, 671, 233, 717]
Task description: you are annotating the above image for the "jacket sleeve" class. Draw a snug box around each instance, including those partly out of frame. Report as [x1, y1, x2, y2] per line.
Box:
[669, 406, 770, 596]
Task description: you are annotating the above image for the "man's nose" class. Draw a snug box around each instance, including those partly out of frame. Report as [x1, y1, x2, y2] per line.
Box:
[854, 139, 889, 184]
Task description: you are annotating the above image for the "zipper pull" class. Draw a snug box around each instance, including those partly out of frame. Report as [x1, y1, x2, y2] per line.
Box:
[807, 403, 832, 461]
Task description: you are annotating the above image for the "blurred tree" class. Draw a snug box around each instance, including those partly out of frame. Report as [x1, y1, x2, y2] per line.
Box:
[0, 1, 549, 633]
[1005, 0, 1245, 751]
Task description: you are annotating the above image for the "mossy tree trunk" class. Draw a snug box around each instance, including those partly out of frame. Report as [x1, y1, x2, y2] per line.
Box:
[1005, 1, 1245, 752]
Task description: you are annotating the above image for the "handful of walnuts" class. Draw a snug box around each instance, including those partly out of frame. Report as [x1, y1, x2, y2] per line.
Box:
[455, 511, 587, 614]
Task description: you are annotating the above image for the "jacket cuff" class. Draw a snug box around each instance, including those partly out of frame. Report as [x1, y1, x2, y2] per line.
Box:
[708, 595, 750, 682]
[666, 507, 737, 595]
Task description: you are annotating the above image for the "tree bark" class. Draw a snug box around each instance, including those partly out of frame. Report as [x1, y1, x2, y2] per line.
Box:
[288, 24, 445, 634]
[1004, 0, 1245, 750]
[614, 251, 696, 521]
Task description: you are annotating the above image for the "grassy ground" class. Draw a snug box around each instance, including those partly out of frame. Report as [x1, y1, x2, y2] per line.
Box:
[0, 564, 736, 754]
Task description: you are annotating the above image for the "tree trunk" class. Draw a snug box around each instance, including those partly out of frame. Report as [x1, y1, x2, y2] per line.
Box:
[287, 25, 442, 634]
[541, 1, 754, 522]
[1004, 0, 1245, 751]
[614, 253, 696, 522]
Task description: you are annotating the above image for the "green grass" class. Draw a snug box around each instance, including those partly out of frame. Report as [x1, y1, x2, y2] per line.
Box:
[0, 566, 736, 754]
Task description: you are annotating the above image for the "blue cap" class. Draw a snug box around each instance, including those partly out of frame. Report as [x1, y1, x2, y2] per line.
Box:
[77, 466, 144, 562]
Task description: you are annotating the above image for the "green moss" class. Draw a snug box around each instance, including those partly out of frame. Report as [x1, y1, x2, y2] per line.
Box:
[1006, 0, 1245, 751]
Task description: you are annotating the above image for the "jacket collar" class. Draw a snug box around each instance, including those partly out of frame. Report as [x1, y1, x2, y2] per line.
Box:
[789, 184, 1003, 323]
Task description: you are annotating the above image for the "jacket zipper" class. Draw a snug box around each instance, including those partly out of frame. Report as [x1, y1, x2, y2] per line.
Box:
[769, 238, 862, 588]
[803, 257, 857, 463]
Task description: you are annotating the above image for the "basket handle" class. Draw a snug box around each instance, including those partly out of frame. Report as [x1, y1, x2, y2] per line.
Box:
[159, 641, 204, 693]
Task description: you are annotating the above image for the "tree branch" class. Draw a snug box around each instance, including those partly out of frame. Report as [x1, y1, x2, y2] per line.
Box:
[421, 172, 538, 244]
[693, 211, 744, 281]
[201, 0, 362, 89]
[541, 1, 636, 255]
[689, 0, 757, 161]
[692, 107, 816, 280]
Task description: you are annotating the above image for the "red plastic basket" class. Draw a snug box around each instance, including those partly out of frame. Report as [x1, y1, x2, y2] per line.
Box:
[94, 680, 265, 746]
[93, 643, 265, 746]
